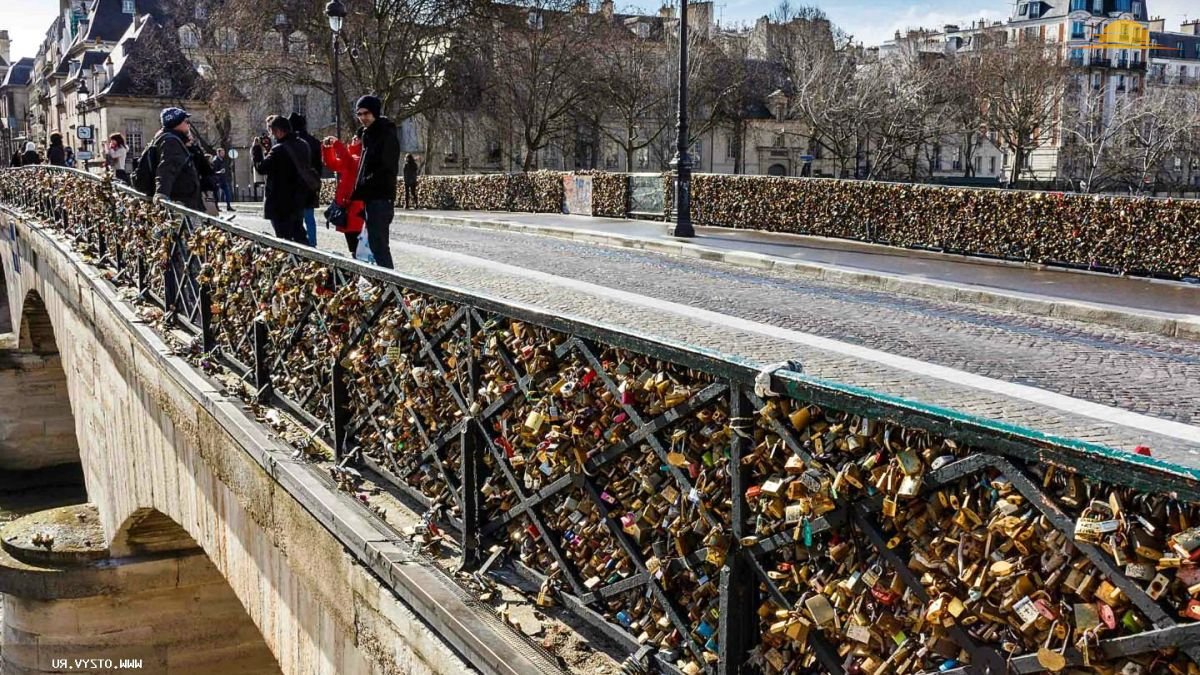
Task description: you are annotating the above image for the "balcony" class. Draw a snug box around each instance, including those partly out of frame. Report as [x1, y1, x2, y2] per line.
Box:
[1090, 57, 1111, 68]
[1069, 55, 1085, 67]
[1070, 31, 1086, 40]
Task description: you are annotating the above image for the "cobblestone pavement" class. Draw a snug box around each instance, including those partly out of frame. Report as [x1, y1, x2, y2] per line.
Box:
[231, 210, 1200, 460]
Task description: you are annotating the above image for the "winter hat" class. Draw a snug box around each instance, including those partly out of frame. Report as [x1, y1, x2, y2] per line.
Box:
[24, 142, 35, 153]
[160, 107, 190, 129]
[287, 112, 308, 133]
[354, 95, 382, 118]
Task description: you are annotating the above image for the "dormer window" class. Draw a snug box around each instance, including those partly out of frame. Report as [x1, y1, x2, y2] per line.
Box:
[637, 22, 649, 38]
[275, 13, 287, 27]
[195, 5, 207, 21]
[122, 0, 135, 13]
[528, 10, 544, 30]
[156, 78, 171, 96]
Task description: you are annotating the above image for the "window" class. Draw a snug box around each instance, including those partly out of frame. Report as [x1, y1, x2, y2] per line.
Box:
[288, 32, 308, 56]
[275, 13, 287, 27]
[179, 25, 199, 49]
[975, 156, 982, 173]
[1029, 3, 1040, 18]
[263, 31, 282, 52]
[156, 78, 172, 96]
[1019, 3, 1028, 16]
[1069, 0, 1086, 10]
[528, 10, 543, 30]
[194, 5, 207, 20]
[637, 22, 649, 39]
[989, 156, 996, 174]
[125, 119, 143, 155]
[1093, 0, 1102, 13]
[726, 135, 737, 160]
[122, 0, 135, 13]
[292, 93, 307, 118]
[1071, 22, 1085, 39]
[933, 144, 943, 171]
[216, 27, 237, 52]
[773, 134, 785, 148]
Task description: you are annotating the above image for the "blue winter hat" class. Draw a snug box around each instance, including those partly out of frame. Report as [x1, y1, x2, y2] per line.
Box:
[160, 107, 190, 129]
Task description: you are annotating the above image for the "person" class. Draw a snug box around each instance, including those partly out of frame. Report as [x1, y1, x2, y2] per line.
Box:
[10, 150, 22, 167]
[402, 154, 419, 209]
[152, 107, 206, 211]
[251, 115, 313, 245]
[288, 112, 323, 245]
[47, 133, 66, 166]
[211, 148, 233, 210]
[321, 135, 367, 255]
[106, 133, 130, 183]
[191, 141, 219, 216]
[65, 146, 76, 168]
[21, 142, 40, 166]
[350, 95, 399, 268]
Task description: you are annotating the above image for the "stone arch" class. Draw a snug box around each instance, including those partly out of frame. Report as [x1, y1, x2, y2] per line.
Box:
[0, 289, 80, 473]
[19, 289, 58, 355]
[106, 507, 283, 674]
[0, 251, 11, 335]
[767, 163, 788, 177]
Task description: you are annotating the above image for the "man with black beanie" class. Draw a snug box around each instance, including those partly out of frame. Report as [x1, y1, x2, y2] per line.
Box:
[350, 94, 399, 269]
[288, 112, 324, 245]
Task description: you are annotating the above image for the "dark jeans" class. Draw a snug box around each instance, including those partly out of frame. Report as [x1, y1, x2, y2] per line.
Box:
[404, 183, 418, 209]
[270, 212, 308, 245]
[217, 180, 232, 207]
[345, 231, 359, 255]
[363, 199, 394, 268]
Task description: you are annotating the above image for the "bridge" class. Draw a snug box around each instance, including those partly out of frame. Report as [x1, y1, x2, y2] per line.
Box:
[1, 166, 1199, 675]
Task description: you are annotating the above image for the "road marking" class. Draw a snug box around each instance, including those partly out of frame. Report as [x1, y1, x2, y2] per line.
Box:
[391, 240, 1200, 446]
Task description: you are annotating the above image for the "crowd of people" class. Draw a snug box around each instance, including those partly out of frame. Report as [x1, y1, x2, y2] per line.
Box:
[145, 94, 422, 270]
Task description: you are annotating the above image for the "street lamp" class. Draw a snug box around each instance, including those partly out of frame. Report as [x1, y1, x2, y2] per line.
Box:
[325, 0, 347, 139]
[670, 0, 694, 238]
[77, 79, 91, 167]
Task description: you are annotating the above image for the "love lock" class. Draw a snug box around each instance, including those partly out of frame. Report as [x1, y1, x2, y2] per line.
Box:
[966, 644, 1008, 675]
[1036, 621, 1070, 673]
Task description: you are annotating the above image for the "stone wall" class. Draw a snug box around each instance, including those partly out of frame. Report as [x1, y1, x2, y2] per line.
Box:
[0, 211, 472, 675]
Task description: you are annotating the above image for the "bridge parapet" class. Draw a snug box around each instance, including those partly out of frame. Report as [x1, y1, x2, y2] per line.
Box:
[2, 166, 1199, 675]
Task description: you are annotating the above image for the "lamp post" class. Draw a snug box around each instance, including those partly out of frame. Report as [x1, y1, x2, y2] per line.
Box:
[325, 0, 347, 139]
[670, 0, 694, 237]
[77, 79, 91, 168]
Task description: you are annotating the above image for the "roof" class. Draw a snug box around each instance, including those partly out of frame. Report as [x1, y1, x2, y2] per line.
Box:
[81, 0, 166, 43]
[0, 58, 34, 89]
[1011, 0, 1148, 23]
[1151, 31, 1200, 60]
[99, 15, 206, 100]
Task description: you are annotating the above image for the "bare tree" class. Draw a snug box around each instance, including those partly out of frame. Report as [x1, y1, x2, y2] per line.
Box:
[1123, 87, 1199, 194]
[482, 0, 599, 171]
[1060, 75, 1142, 192]
[975, 35, 1068, 184]
[940, 54, 990, 177]
[593, 19, 672, 172]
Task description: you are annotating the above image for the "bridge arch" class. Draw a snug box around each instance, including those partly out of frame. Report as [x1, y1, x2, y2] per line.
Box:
[0, 289, 81, 473]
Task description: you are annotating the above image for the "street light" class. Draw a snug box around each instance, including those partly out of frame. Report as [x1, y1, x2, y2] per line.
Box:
[670, 0, 694, 238]
[325, 0, 347, 139]
[77, 79, 91, 167]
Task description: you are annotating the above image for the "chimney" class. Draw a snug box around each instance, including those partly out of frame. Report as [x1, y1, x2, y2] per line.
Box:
[1148, 16, 1165, 32]
[600, 0, 613, 20]
[1182, 20, 1200, 36]
[0, 30, 9, 64]
[659, 5, 675, 19]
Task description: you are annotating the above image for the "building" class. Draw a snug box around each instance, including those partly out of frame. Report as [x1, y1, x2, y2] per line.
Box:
[1, 36, 36, 165]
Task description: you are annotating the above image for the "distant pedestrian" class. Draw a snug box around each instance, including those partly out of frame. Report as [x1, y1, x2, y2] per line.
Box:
[192, 143, 219, 216]
[211, 148, 233, 210]
[47, 133, 66, 167]
[288, 113, 324, 245]
[403, 154, 419, 209]
[251, 115, 314, 245]
[144, 106, 205, 211]
[21, 142, 40, 166]
[10, 150, 22, 167]
[106, 133, 130, 183]
[321, 135, 367, 255]
[65, 146, 76, 168]
[350, 95, 399, 269]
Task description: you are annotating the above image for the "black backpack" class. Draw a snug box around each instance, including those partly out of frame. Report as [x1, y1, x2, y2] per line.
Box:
[131, 134, 187, 197]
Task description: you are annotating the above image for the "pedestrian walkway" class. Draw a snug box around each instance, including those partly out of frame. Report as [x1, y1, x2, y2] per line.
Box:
[396, 209, 1200, 325]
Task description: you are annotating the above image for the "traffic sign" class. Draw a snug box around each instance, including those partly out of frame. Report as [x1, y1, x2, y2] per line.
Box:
[76, 126, 93, 141]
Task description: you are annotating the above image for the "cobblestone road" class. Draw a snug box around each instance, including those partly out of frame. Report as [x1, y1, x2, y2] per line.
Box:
[233, 210, 1200, 457]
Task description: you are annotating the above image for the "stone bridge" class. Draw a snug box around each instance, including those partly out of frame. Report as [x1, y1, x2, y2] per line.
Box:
[2, 167, 1200, 675]
[0, 190, 559, 674]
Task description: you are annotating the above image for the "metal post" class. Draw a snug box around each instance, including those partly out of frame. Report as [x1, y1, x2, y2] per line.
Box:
[332, 34, 341, 139]
[331, 358, 350, 459]
[198, 283, 216, 352]
[670, 0, 695, 238]
[719, 384, 756, 674]
[253, 319, 271, 403]
[459, 310, 481, 569]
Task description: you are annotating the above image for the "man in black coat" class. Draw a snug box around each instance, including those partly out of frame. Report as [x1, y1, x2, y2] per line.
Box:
[350, 95, 399, 269]
[288, 113, 324, 245]
[251, 115, 313, 245]
[153, 107, 206, 212]
[47, 133, 66, 167]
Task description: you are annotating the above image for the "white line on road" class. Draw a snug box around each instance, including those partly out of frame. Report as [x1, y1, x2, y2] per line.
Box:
[391, 240, 1200, 446]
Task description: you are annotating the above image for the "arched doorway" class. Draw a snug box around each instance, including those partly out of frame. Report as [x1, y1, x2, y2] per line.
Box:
[767, 163, 788, 177]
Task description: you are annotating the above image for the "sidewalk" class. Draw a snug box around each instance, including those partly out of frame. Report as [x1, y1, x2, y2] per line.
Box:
[393, 208, 1200, 339]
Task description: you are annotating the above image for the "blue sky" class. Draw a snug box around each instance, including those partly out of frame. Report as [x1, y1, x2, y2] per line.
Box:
[4, 0, 1197, 62]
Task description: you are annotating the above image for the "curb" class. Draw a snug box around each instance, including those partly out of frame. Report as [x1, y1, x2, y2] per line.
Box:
[399, 212, 1200, 342]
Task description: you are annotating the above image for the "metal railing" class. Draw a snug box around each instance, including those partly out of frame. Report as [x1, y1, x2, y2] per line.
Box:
[2, 165, 1200, 675]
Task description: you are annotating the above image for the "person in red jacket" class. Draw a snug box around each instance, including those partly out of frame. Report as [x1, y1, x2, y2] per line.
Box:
[321, 136, 367, 254]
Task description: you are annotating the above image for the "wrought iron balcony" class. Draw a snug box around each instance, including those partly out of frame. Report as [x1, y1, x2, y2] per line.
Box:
[3, 166, 1200, 675]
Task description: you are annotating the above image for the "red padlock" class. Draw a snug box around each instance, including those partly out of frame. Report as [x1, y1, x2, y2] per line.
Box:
[1185, 600, 1200, 622]
[1097, 601, 1117, 630]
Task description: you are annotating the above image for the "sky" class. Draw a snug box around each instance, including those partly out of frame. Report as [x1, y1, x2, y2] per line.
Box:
[2, 0, 1198, 62]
